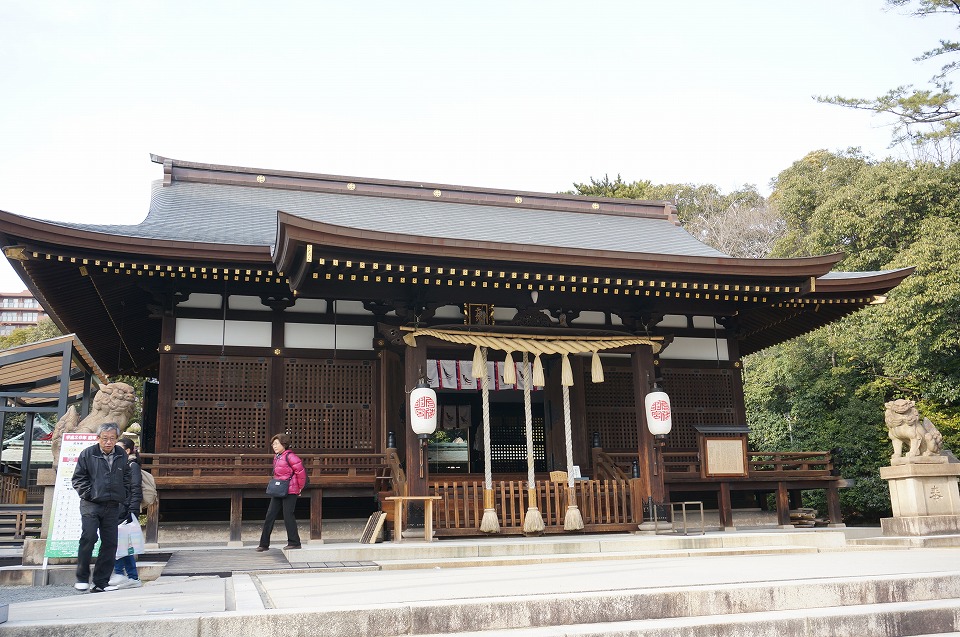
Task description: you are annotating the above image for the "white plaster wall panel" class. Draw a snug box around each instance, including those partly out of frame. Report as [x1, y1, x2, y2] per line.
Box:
[285, 323, 335, 349]
[657, 314, 688, 328]
[175, 318, 271, 347]
[177, 293, 221, 309]
[288, 298, 328, 314]
[571, 311, 606, 325]
[660, 337, 729, 361]
[334, 300, 372, 316]
[493, 307, 517, 322]
[285, 323, 374, 350]
[433, 305, 464, 320]
[229, 295, 270, 311]
[224, 320, 272, 347]
[335, 325, 375, 350]
[175, 318, 222, 345]
[692, 316, 719, 329]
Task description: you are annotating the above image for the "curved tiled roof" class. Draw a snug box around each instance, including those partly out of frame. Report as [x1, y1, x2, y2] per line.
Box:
[49, 180, 731, 259]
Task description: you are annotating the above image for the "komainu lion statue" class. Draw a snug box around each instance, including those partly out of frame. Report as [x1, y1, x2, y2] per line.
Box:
[50, 382, 137, 467]
[884, 398, 944, 465]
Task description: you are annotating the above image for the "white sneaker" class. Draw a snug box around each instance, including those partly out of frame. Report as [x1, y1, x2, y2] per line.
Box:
[122, 578, 143, 588]
[90, 584, 118, 593]
[74, 582, 90, 591]
[108, 573, 128, 586]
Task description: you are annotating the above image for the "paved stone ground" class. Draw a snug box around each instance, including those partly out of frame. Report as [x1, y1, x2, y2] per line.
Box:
[0, 583, 78, 604]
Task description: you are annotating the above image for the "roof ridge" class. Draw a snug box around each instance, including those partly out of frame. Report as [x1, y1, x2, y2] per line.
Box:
[150, 154, 680, 222]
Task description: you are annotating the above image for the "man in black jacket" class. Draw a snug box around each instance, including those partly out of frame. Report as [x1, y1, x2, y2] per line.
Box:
[71, 423, 131, 592]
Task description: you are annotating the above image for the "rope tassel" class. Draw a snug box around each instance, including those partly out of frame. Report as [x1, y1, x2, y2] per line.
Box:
[533, 354, 545, 387]
[502, 351, 516, 385]
[561, 383, 584, 531]
[591, 351, 604, 383]
[564, 502, 584, 531]
[521, 352, 544, 535]
[471, 346, 485, 379]
[480, 488, 500, 533]
[478, 346, 500, 534]
[523, 492, 545, 535]
[561, 353, 573, 387]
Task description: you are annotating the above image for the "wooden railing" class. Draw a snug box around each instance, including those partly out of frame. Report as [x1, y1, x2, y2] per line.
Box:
[428, 479, 640, 534]
[748, 452, 834, 477]
[0, 474, 27, 505]
[591, 448, 630, 481]
[139, 452, 388, 488]
[382, 448, 407, 497]
[602, 449, 834, 481]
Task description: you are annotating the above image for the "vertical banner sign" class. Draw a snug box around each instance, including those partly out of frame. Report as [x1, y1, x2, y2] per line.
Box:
[44, 432, 99, 559]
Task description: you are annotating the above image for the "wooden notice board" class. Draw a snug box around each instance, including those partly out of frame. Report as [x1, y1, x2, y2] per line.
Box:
[701, 436, 749, 477]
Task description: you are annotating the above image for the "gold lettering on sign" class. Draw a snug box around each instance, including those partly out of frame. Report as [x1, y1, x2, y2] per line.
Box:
[464, 303, 494, 326]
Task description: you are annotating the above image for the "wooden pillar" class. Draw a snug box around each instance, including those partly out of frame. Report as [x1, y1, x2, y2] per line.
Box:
[269, 308, 286, 440]
[776, 482, 791, 526]
[718, 482, 733, 529]
[404, 340, 428, 497]
[310, 488, 323, 542]
[145, 501, 160, 545]
[571, 356, 589, 469]
[630, 345, 660, 502]
[826, 486, 843, 526]
[155, 313, 176, 453]
[789, 489, 803, 510]
[229, 491, 243, 543]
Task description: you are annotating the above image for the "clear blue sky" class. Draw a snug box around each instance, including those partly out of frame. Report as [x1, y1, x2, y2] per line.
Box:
[0, 1, 952, 291]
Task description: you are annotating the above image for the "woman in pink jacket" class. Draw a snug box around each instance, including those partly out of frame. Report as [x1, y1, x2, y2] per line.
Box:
[256, 433, 307, 551]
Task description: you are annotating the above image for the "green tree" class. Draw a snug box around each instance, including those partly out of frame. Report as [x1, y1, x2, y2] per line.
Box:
[817, 1, 960, 162]
[572, 176, 782, 258]
[0, 317, 62, 350]
[746, 150, 960, 522]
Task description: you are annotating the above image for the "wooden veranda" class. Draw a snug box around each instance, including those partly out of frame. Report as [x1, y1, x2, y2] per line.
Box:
[140, 446, 844, 542]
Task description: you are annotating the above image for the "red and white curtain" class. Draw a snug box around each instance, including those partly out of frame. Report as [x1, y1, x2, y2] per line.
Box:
[426, 359, 542, 391]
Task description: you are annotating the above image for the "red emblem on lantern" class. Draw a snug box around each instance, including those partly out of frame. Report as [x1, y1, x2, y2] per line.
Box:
[414, 394, 436, 420]
[649, 399, 670, 422]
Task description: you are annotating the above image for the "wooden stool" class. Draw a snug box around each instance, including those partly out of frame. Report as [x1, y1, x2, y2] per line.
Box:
[384, 495, 442, 543]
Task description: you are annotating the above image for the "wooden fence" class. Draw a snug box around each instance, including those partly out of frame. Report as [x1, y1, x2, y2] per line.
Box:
[0, 474, 26, 505]
[428, 479, 640, 535]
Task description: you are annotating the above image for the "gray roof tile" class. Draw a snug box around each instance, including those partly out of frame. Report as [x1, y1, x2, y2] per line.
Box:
[48, 180, 731, 259]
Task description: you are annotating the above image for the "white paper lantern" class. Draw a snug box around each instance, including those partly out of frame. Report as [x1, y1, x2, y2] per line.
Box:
[410, 384, 438, 437]
[644, 390, 672, 437]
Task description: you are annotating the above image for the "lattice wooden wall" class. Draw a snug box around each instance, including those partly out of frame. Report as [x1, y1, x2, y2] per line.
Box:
[283, 359, 375, 451]
[489, 413, 546, 473]
[582, 366, 638, 450]
[661, 367, 737, 449]
[171, 356, 270, 450]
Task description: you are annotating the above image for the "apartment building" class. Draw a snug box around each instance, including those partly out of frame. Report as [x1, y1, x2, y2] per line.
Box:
[0, 290, 47, 336]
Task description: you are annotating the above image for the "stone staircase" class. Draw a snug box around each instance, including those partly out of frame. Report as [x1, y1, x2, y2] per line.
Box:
[216, 567, 960, 637]
[254, 532, 960, 636]
[288, 528, 856, 571]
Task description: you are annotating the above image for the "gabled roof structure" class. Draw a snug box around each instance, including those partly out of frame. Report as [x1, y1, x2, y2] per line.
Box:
[0, 155, 913, 374]
[0, 334, 105, 410]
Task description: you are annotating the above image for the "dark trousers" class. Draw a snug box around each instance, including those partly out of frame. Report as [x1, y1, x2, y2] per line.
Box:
[259, 494, 300, 548]
[77, 500, 120, 587]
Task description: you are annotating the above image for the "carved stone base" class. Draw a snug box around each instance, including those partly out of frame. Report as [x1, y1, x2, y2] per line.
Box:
[879, 461, 960, 518]
[635, 521, 672, 535]
[880, 514, 960, 537]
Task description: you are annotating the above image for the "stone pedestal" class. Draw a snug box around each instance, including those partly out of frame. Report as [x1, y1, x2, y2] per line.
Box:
[635, 521, 672, 535]
[879, 457, 960, 539]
